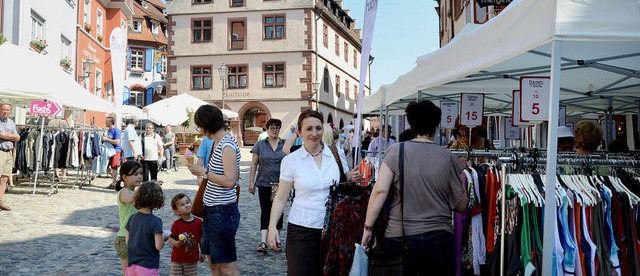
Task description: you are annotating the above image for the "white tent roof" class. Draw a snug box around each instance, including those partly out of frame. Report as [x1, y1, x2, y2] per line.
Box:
[143, 93, 239, 126]
[366, 0, 640, 116]
[0, 43, 113, 113]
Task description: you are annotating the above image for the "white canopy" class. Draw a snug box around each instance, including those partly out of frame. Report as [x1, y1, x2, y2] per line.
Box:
[361, 0, 640, 273]
[366, 0, 640, 116]
[143, 93, 239, 126]
[0, 43, 113, 113]
[121, 105, 144, 119]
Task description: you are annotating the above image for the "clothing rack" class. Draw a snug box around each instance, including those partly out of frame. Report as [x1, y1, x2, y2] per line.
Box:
[451, 150, 639, 276]
[16, 124, 105, 195]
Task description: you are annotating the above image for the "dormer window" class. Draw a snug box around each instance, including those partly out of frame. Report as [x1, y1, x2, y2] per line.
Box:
[132, 20, 142, 33]
[141, 1, 148, 9]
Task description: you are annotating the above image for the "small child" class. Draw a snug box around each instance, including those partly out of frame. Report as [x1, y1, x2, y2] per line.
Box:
[169, 193, 204, 276]
[125, 181, 167, 275]
[114, 161, 143, 275]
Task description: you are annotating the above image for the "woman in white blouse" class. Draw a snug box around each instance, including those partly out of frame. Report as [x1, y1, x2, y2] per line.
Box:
[268, 109, 361, 276]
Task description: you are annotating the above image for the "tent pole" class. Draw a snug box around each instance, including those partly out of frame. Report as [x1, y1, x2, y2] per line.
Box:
[32, 114, 46, 195]
[541, 39, 562, 276]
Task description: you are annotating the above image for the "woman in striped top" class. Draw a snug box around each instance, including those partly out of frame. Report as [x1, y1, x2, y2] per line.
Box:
[188, 105, 241, 276]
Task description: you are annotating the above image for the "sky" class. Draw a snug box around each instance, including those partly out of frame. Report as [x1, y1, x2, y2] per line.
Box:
[341, 0, 441, 93]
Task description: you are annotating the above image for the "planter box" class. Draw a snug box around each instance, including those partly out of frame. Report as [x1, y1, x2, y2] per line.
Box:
[178, 144, 191, 155]
[30, 43, 42, 53]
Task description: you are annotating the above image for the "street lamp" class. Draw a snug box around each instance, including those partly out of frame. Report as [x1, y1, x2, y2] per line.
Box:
[218, 63, 229, 109]
[78, 58, 95, 81]
[156, 84, 165, 99]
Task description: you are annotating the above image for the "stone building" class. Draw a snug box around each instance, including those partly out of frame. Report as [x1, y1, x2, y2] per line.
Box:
[166, 0, 370, 145]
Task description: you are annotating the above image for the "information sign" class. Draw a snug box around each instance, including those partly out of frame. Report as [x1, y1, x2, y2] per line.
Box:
[30, 100, 62, 117]
[558, 105, 566, 126]
[504, 117, 521, 140]
[512, 90, 529, 126]
[520, 76, 550, 122]
[459, 94, 484, 126]
[440, 101, 459, 129]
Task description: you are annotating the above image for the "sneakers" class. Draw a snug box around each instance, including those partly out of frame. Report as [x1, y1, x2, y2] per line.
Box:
[105, 184, 115, 190]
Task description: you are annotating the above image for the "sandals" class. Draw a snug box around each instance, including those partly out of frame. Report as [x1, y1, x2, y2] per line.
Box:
[256, 242, 268, 254]
[273, 241, 282, 252]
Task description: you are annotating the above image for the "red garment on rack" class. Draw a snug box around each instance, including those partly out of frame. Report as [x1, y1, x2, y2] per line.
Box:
[574, 202, 588, 276]
[485, 168, 499, 253]
[358, 160, 371, 187]
[611, 192, 630, 276]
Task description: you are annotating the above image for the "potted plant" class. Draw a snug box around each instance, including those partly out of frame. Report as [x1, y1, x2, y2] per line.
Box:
[178, 108, 195, 155]
[60, 57, 72, 70]
[84, 23, 92, 33]
[97, 35, 103, 43]
[0, 34, 6, 45]
[29, 38, 48, 53]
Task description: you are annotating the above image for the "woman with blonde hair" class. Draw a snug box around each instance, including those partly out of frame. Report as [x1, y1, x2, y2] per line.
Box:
[322, 123, 338, 147]
[574, 120, 602, 154]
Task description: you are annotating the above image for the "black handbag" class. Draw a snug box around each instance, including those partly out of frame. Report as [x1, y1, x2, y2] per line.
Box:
[368, 142, 409, 275]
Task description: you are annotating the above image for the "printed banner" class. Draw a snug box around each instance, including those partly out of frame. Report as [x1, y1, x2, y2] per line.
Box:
[110, 27, 127, 126]
[353, 0, 379, 155]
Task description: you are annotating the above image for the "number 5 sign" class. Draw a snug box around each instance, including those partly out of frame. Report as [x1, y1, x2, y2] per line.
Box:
[440, 101, 459, 129]
[520, 76, 550, 122]
[460, 94, 484, 126]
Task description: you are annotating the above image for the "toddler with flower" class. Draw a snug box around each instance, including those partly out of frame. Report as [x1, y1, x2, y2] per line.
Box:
[168, 193, 204, 275]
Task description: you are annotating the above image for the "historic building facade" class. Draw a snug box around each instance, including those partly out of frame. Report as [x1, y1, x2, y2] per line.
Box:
[124, 0, 168, 108]
[166, 0, 370, 145]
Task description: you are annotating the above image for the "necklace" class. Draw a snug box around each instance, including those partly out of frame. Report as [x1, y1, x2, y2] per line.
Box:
[307, 144, 324, 157]
[413, 136, 434, 143]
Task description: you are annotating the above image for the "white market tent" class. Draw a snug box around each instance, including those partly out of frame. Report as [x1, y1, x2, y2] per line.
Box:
[361, 0, 640, 274]
[143, 93, 239, 126]
[0, 43, 115, 194]
[364, 0, 640, 117]
[0, 43, 113, 113]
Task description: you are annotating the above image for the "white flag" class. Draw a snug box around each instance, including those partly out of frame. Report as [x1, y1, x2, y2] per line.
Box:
[109, 27, 127, 126]
[352, 0, 379, 164]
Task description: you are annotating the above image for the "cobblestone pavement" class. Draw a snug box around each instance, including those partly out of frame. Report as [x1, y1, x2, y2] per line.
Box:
[0, 148, 290, 275]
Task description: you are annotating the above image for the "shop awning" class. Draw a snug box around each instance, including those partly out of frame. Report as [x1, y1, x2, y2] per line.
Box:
[364, 0, 640, 117]
[0, 43, 113, 113]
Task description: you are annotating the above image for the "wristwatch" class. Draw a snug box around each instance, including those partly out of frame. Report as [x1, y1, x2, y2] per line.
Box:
[202, 171, 209, 180]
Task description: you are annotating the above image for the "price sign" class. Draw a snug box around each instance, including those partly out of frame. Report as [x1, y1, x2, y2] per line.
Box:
[558, 105, 566, 126]
[511, 90, 530, 126]
[520, 76, 550, 122]
[440, 101, 459, 129]
[459, 93, 484, 126]
[504, 117, 521, 140]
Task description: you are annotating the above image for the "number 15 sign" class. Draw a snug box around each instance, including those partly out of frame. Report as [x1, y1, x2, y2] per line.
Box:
[460, 93, 484, 126]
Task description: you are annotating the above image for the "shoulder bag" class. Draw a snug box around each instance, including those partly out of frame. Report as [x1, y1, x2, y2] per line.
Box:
[368, 142, 409, 275]
[328, 144, 348, 184]
[192, 143, 216, 218]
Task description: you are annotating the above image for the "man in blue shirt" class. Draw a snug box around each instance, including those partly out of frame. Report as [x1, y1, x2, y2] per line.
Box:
[122, 118, 142, 161]
[103, 116, 122, 189]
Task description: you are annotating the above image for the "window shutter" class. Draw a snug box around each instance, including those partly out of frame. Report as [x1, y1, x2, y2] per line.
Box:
[123, 86, 130, 105]
[145, 87, 154, 106]
[127, 48, 132, 70]
[145, 49, 153, 71]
